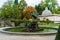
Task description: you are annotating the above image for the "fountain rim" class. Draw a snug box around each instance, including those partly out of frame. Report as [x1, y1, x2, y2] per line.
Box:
[0, 27, 58, 35]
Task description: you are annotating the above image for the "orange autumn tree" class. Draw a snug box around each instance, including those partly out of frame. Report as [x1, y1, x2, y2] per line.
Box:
[23, 6, 37, 19]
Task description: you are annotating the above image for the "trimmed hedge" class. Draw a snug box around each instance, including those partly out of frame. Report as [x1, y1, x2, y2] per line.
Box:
[55, 26, 60, 40]
[11, 20, 54, 26]
[11, 20, 30, 26]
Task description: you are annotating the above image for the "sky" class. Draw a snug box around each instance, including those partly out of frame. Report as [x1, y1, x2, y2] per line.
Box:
[0, 0, 60, 7]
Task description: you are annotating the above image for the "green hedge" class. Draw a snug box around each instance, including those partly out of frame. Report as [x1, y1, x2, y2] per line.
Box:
[11, 20, 54, 26]
[11, 20, 30, 26]
[55, 26, 60, 40]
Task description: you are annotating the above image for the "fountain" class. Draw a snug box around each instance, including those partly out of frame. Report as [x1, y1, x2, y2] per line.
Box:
[2, 11, 58, 35]
[0, 6, 58, 34]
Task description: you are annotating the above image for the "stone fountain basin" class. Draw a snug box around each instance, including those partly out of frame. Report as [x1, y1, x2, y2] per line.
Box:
[0, 27, 58, 35]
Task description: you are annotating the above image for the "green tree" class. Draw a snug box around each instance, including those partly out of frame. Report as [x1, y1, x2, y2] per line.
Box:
[0, 1, 13, 20]
[14, 0, 18, 5]
[0, 0, 19, 20]
[35, 0, 58, 14]
[45, 0, 58, 10]
[35, 0, 45, 15]
[18, 0, 27, 19]
[18, 0, 27, 10]
[0, 0, 27, 20]
[12, 4, 22, 19]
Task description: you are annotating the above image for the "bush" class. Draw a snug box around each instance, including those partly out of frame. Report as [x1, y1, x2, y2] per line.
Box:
[39, 18, 54, 24]
[11, 20, 30, 26]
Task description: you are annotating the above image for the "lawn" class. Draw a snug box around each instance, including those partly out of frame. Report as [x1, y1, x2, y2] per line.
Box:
[8, 27, 25, 32]
[39, 23, 60, 28]
[7, 27, 57, 32]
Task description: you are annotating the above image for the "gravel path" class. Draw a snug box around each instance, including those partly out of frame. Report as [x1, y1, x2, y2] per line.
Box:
[0, 33, 56, 40]
[0, 27, 56, 40]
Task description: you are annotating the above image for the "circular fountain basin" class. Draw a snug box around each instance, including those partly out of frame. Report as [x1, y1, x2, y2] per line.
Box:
[1, 27, 58, 35]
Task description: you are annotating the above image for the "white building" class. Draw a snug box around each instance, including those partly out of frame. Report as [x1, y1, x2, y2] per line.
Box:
[38, 7, 60, 23]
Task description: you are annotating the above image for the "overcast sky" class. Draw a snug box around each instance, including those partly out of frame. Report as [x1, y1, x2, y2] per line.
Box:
[0, 0, 60, 7]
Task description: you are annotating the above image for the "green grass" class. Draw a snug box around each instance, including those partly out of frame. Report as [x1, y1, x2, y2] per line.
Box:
[8, 27, 57, 32]
[39, 23, 60, 28]
[7, 23, 59, 32]
[9, 27, 25, 32]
